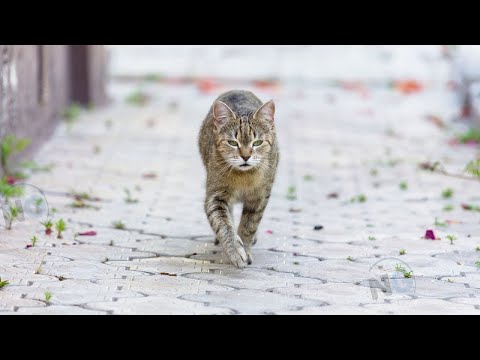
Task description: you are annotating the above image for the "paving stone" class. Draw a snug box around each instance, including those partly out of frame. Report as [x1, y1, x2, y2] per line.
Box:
[185, 268, 321, 291]
[364, 298, 480, 315]
[275, 305, 386, 315]
[88, 296, 234, 315]
[182, 289, 323, 315]
[14, 305, 107, 315]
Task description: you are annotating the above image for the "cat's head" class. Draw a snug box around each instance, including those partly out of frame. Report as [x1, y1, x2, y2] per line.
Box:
[213, 100, 275, 171]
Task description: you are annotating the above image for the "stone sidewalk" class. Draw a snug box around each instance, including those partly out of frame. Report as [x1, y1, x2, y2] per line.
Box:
[1, 49, 480, 314]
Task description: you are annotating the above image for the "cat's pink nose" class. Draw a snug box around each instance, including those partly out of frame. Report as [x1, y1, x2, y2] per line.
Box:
[241, 155, 251, 162]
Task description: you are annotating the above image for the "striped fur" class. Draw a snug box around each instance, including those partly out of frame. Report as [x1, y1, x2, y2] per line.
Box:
[198, 90, 279, 268]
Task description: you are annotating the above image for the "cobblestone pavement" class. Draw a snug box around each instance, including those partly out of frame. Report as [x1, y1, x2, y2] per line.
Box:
[1, 46, 480, 314]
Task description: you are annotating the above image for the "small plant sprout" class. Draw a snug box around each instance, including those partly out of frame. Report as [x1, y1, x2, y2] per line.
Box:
[63, 103, 82, 130]
[109, 240, 114, 246]
[351, 194, 367, 203]
[286, 186, 297, 201]
[0, 134, 31, 175]
[20, 160, 54, 173]
[112, 220, 126, 230]
[475, 261, 480, 269]
[395, 264, 413, 278]
[303, 174, 314, 181]
[35, 254, 47, 275]
[293, 261, 300, 265]
[476, 246, 480, 252]
[465, 159, 480, 178]
[44, 291, 52, 303]
[370, 168, 378, 177]
[443, 204, 454, 212]
[3, 202, 22, 230]
[124, 188, 139, 204]
[125, 90, 150, 106]
[399, 181, 408, 190]
[0, 278, 9, 289]
[347, 256, 354, 262]
[34, 197, 44, 214]
[0, 179, 25, 199]
[399, 249, 406, 256]
[31, 235, 38, 247]
[446, 235, 457, 245]
[434, 218, 447, 227]
[55, 219, 66, 239]
[368, 236, 376, 241]
[457, 128, 480, 144]
[442, 188, 454, 199]
[41, 220, 54, 235]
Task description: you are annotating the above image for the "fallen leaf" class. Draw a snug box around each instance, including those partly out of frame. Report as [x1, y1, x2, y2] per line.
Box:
[266, 230, 273, 234]
[394, 80, 423, 95]
[25, 244, 33, 249]
[424, 229, 437, 240]
[289, 208, 302, 213]
[462, 204, 480, 212]
[5, 176, 16, 185]
[77, 231, 97, 236]
[446, 220, 462, 225]
[314, 225, 324, 231]
[197, 79, 221, 94]
[327, 192, 339, 199]
[143, 172, 157, 179]
[160, 272, 177, 277]
[425, 115, 446, 129]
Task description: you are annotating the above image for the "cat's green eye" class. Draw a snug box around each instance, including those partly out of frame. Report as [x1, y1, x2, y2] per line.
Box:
[253, 140, 264, 147]
[228, 140, 239, 147]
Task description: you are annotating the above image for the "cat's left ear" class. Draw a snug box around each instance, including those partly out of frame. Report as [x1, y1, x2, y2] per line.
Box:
[254, 100, 275, 127]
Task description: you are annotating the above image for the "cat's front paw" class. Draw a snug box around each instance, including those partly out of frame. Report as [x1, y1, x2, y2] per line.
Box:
[223, 235, 248, 268]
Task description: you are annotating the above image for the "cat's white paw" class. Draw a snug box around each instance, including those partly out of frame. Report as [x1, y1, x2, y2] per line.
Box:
[223, 235, 248, 268]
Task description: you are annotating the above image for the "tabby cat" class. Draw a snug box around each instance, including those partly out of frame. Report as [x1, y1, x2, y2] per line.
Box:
[198, 90, 279, 268]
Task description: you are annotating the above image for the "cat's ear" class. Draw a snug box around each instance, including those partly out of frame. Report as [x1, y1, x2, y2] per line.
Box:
[213, 101, 235, 130]
[254, 100, 275, 127]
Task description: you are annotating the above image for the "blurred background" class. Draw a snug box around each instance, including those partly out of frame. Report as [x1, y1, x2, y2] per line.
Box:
[1, 45, 480, 171]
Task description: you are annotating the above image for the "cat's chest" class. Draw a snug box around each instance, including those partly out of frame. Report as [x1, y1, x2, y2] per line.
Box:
[229, 173, 264, 202]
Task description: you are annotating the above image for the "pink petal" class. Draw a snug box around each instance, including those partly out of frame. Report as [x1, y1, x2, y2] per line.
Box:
[266, 230, 273, 235]
[77, 231, 97, 236]
[424, 229, 436, 240]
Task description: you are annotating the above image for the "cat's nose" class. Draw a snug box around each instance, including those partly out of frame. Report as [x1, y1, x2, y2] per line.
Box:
[241, 155, 251, 162]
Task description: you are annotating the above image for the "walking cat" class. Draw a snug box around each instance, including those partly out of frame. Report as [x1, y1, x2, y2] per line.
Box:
[198, 90, 279, 268]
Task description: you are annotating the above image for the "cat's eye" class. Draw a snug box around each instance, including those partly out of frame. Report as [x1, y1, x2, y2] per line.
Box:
[227, 140, 239, 147]
[253, 140, 264, 147]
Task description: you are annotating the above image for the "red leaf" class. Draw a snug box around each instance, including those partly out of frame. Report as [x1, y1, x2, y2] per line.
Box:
[45, 228, 53, 235]
[266, 230, 273, 234]
[142, 172, 157, 179]
[424, 229, 436, 240]
[5, 176, 16, 185]
[77, 231, 97, 236]
[197, 79, 221, 94]
[394, 80, 423, 95]
[425, 115, 445, 129]
[25, 244, 33, 249]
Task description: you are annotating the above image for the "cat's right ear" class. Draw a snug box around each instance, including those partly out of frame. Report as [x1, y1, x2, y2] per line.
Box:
[213, 101, 235, 130]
